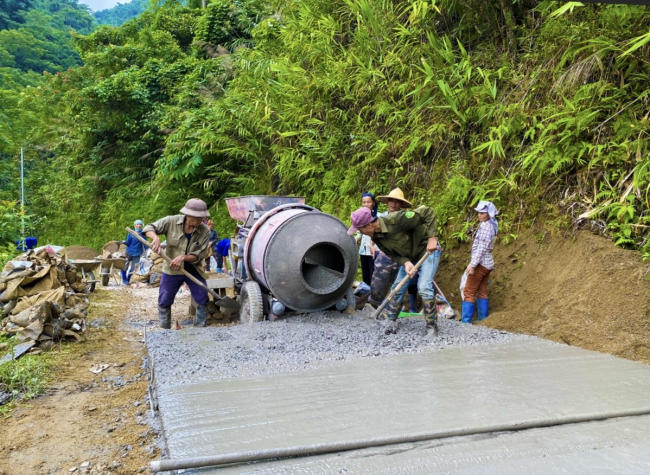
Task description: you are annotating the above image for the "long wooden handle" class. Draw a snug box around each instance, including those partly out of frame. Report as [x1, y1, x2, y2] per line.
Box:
[372, 251, 430, 320]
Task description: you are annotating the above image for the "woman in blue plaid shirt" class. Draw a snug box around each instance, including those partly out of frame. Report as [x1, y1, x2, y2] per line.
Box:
[461, 201, 498, 323]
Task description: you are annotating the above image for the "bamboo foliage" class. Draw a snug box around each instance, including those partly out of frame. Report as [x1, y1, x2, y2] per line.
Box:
[12, 0, 650, 252]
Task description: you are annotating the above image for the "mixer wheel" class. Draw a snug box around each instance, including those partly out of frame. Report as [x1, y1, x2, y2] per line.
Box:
[239, 281, 264, 324]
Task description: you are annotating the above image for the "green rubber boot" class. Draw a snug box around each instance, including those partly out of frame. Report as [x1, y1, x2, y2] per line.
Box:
[158, 306, 171, 329]
[194, 304, 208, 327]
[422, 299, 438, 338]
[381, 299, 401, 321]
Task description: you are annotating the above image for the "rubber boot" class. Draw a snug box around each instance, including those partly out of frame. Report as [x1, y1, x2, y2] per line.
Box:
[381, 299, 401, 334]
[194, 305, 208, 327]
[409, 294, 418, 313]
[461, 301, 476, 323]
[381, 299, 401, 321]
[121, 269, 129, 285]
[477, 298, 489, 321]
[422, 299, 438, 338]
[355, 292, 370, 310]
[158, 306, 172, 329]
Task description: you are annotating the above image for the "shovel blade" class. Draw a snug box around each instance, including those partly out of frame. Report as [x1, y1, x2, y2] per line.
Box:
[214, 296, 240, 311]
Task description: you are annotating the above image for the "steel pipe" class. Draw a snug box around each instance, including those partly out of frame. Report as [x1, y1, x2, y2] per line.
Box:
[150, 406, 650, 473]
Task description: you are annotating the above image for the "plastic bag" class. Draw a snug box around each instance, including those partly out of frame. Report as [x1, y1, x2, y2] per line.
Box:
[435, 294, 456, 319]
[459, 271, 468, 301]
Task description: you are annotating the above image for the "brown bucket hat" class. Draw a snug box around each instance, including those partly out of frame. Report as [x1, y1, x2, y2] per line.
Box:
[180, 198, 211, 218]
[376, 188, 413, 208]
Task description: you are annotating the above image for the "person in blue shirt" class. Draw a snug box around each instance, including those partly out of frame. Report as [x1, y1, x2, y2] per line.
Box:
[121, 219, 145, 284]
[215, 238, 230, 274]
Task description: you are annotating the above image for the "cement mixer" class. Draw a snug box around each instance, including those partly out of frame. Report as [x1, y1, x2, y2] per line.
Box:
[225, 196, 358, 323]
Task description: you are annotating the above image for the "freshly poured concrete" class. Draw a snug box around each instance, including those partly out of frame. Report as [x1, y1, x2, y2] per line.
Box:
[153, 339, 650, 472]
[208, 415, 650, 474]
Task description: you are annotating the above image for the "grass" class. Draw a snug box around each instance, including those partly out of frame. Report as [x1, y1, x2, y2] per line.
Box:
[0, 334, 72, 415]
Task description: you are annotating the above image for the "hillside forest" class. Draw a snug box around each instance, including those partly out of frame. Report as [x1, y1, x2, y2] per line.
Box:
[1, 0, 650, 263]
[94, 0, 147, 27]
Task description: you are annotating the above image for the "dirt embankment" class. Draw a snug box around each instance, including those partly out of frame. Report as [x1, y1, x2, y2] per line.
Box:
[436, 230, 650, 364]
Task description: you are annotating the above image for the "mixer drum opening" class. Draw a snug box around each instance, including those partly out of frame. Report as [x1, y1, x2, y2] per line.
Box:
[301, 243, 346, 293]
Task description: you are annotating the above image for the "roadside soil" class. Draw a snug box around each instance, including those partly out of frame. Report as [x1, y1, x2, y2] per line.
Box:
[436, 229, 650, 364]
[0, 281, 193, 475]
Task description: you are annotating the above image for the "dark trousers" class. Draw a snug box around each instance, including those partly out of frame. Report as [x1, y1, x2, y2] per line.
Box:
[408, 272, 419, 298]
[158, 265, 209, 307]
[463, 264, 491, 302]
[360, 254, 375, 286]
[126, 254, 141, 277]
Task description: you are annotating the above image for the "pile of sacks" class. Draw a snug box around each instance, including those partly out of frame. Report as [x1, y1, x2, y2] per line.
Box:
[99, 241, 162, 286]
[128, 249, 163, 287]
[0, 246, 90, 354]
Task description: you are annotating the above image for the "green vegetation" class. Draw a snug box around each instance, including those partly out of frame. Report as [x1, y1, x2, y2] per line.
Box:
[0, 0, 96, 258]
[93, 0, 147, 27]
[1, 0, 650, 254]
[0, 335, 55, 411]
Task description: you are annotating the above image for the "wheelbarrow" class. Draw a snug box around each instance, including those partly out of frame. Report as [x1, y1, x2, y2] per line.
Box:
[97, 257, 127, 286]
[68, 259, 101, 293]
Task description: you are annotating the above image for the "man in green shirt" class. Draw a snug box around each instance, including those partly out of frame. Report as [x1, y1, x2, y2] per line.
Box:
[143, 198, 212, 329]
[348, 205, 442, 336]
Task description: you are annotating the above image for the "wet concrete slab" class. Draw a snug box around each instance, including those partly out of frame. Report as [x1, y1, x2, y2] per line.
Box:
[208, 415, 650, 474]
[153, 339, 650, 471]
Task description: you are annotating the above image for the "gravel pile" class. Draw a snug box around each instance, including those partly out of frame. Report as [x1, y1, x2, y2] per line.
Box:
[146, 307, 540, 387]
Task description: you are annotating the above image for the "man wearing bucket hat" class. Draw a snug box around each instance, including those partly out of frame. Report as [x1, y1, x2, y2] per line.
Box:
[367, 188, 411, 308]
[120, 219, 145, 285]
[142, 199, 212, 328]
[348, 201, 442, 337]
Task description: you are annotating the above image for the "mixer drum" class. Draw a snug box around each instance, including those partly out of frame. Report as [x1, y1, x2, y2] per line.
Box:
[245, 204, 358, 313]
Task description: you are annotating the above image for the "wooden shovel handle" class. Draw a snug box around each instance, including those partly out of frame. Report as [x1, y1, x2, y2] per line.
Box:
[372, 251, 430, 319]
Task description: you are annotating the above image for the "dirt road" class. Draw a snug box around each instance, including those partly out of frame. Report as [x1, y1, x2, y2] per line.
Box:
[0, 286, 173, 475]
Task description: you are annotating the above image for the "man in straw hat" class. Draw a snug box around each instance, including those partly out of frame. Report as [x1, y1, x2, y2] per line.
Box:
[367, 188, 411, 308]
[348, 198, 442, 337]
[143, 199, 212, 329]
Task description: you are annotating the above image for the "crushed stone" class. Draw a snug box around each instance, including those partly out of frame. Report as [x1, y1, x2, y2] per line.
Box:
[146, 306, 542, 387]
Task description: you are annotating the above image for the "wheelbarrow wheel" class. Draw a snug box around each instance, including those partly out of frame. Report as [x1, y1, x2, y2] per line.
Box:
[101, 273, 110, 287]
[86, 271, 97, 293]
[239, 281, 264, 324]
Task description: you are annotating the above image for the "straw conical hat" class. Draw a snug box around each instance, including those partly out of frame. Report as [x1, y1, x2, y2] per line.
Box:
[377, 188, 413, 208]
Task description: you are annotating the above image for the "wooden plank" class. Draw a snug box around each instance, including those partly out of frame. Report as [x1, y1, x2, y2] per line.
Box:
[205, 278, 234, 290]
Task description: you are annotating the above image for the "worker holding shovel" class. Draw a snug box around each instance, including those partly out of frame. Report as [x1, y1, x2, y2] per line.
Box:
[142, 199, 212, 329]
[347, 204, 441, 337]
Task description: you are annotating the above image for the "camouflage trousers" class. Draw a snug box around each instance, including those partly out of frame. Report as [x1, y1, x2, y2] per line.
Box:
[368, 251, 400, 307]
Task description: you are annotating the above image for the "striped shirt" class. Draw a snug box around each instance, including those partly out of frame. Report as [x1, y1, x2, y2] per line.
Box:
[470, 221, 496, 270]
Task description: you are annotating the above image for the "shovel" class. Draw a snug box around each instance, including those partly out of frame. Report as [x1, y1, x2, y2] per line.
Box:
[371, 252, 429, 320]
[125, 227, 241, 311]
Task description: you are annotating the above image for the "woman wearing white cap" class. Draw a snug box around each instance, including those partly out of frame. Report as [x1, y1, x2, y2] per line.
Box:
[462, 201, 498, 323]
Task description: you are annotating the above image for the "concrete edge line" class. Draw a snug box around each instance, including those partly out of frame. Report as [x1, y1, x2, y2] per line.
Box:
[144, 328, 171, 458]
[150, 406, 650, 473]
